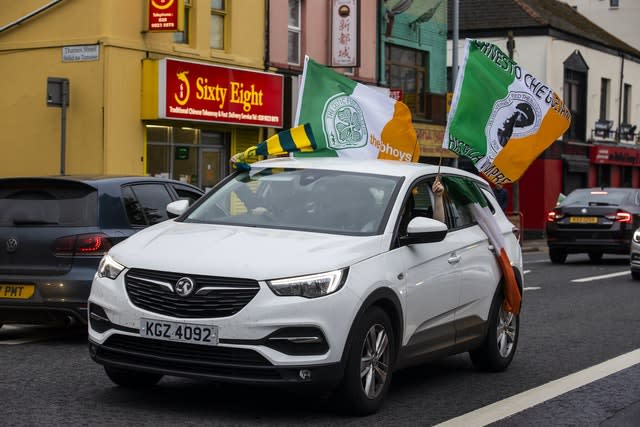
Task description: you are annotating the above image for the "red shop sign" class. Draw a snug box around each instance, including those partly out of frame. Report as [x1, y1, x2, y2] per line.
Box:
[590, 145, 640, 166]
[161, 59, 284, 127]
[148, 0, 180, 31]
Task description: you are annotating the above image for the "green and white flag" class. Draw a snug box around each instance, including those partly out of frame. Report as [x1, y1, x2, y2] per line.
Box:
[444, 39, 571, 184]
[295, 56, 419, 161]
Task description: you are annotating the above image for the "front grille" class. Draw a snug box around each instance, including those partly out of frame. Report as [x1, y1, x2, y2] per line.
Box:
[125, 268, 260, 318]
[97, 334, 280, 380]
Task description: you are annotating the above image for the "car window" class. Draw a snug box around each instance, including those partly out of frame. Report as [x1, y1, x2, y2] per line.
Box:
[562, 189, 630, 206]
[441, 176, 475, 229]
[185, 168, 401, 235]
[123, 184, 173, 226]
[171, 184, 202, 204]
[122, 186, 147, 226]
[0, 180, 97, 227]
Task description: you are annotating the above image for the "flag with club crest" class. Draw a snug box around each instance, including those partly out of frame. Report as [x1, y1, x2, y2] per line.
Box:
[444, 39, 571, 184]
[294, 56, 419, 162]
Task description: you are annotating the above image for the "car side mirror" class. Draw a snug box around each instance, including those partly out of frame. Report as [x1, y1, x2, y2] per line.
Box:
[399, 217, 448, 246]
[167, 199, 190, 218]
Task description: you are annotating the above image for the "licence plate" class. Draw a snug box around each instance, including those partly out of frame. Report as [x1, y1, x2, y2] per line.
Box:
[141, 318, 219, 346]
[0, 284, 35, 299]
[569, 216, 598, 224]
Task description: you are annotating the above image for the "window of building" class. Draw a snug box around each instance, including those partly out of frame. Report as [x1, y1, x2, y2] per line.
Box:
[599, 78, 610, 120]
[563, 70, 587, 141]
[385, 44, 428, 118]
[210, 0, 226, 50]
[288, 0, 301, 64]
[173, 0, 191, 44]
[623, 83, 632, 124]
[146, 125, 229, 189]
[610, 0, 619, 8]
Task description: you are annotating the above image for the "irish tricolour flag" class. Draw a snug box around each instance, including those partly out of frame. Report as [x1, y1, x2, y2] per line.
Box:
[444, 176, 521, 314]
[295, 56, 419, 162]
[445, 39, 571, 184]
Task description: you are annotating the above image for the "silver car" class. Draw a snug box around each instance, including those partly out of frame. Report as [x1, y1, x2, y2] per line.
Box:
[631, 228, 640, 280]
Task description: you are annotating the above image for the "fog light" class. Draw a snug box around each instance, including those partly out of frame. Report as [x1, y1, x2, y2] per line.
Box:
[299, 369, 312, 381]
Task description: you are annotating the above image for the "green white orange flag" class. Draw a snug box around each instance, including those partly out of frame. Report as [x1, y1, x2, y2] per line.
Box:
[295, 56, 419, 162]
[444, 39, 571, 184]
[443, 176, 521, 314]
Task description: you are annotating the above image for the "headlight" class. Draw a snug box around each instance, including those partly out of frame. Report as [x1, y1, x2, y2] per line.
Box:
[97, 254, 126, 280]
[634, 229, 640, 243]
[267, 268, 348, 298]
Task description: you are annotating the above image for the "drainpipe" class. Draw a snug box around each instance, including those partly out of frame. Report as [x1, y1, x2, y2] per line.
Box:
[264, 0, 270, 71]
[0, 0, 65, 34]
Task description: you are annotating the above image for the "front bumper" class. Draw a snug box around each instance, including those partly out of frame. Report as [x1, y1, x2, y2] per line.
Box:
[88, 269, 362, 386]
[88, 335, 343, 386]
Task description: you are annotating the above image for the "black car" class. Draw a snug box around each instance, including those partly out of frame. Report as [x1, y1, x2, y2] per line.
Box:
[0, 176, 203, 327]
[546, 187, 640, 264]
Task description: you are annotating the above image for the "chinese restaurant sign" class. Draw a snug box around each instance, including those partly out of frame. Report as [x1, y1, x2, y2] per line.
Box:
[148, 0, 181, 31]
[144, 59, 284, 127]
[331, 0, 359, 67]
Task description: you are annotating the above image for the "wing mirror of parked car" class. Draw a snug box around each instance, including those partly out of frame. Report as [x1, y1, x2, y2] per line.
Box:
[400, 217, 448, 246]
[166, 199, 190, 218]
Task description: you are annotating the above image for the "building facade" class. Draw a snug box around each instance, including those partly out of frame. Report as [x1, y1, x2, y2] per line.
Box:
[0, 0, 282, 190]
[566, 0, 640, 51]
[448, 0, 640, 238]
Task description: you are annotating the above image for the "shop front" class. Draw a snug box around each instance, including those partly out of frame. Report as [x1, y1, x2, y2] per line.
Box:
[589, 144, 640, 188]
[413, 123, 457, 166]
[141, 58, 284, 190]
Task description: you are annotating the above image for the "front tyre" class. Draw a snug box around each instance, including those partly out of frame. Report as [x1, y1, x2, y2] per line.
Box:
[104, 366, 163, 388]
[337, 306, 395, 416]
[470, 291, 519, 372]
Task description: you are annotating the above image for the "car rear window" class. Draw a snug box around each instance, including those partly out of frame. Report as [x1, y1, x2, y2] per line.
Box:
[561, 189, 633, 207]
[0, 180, 98, 226]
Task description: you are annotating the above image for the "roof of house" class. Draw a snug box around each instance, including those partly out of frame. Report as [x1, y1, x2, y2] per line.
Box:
[447, 0, 640, 59]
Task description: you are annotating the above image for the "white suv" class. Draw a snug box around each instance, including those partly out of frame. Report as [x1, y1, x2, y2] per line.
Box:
[88, 157, 523, 415]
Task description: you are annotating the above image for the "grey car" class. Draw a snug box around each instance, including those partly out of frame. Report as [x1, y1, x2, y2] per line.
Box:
[630, 228, 640, 280]
[0, 176, 203, 328]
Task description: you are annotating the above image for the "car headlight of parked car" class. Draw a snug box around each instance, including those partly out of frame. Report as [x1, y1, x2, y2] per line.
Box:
[97, 254, 126, 280]
[633, 229, 640, 244]
[267, 268, 348, 298]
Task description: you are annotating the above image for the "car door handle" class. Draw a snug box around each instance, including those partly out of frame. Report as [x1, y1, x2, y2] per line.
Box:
[448, 254, 461, 264]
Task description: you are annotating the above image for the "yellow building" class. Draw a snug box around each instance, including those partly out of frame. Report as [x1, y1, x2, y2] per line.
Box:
[0, 0, 279, 189]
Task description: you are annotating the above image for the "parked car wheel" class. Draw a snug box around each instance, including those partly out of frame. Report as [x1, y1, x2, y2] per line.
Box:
[549, 248, 567, 264]
[337, 306, 395, 416]
[104, 366, 163, 388]
[588, 251, 603, 263]
[470, 290, 519, 372]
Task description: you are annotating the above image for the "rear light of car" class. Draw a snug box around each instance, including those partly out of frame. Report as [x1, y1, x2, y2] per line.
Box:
[53, 233, 113, 256]
[604, 211, 632, 223]
[547, 210, 564, 222]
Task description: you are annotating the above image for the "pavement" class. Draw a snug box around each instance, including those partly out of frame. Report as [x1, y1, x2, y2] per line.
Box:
[521, 238, 547, 253]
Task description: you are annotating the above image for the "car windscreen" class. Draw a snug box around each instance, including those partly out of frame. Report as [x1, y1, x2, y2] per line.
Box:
[561, 189, 631, 207]
[0, 180, 98, 227]
[184, 167, 402, 235]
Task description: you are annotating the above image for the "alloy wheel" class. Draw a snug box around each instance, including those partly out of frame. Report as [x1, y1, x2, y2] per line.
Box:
[496, 306, 517, 358]
[359, 323, 390, 399]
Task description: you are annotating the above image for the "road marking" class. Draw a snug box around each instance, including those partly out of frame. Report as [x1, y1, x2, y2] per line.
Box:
[434, 348, 640, 427]
[571, 271, 629, 283]
[523, 286, 541, 291]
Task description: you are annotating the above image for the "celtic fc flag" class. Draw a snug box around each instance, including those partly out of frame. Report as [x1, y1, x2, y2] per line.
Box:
[294, 56, 419, 161]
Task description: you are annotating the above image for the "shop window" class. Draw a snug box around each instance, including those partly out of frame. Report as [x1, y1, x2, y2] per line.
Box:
[288, 0, 301, 64]
[385, 44, 428, 118]
[173, 0, 191, 44]
[210, 0, 226, 50]
[621, 167, 633, 187]
[596, 164, 611, 187]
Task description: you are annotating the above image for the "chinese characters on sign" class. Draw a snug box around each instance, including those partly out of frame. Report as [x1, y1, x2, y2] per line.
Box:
[154, 59, 284, 127]
[148, 0, 180, 31]
[331, 0, 359, 67]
